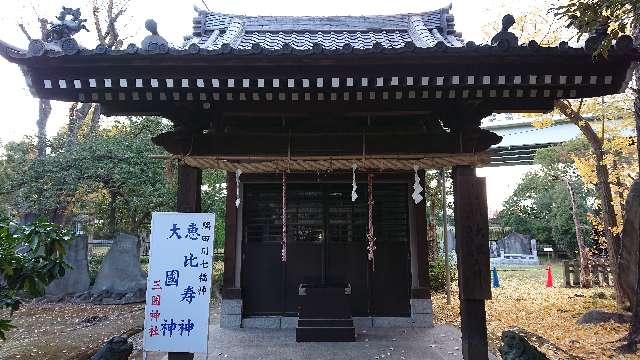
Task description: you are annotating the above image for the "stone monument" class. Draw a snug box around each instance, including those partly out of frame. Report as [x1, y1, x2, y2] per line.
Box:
[91, 233, 146, 303]
[46, 235, 91, 297]
[491, 232, 539, 265]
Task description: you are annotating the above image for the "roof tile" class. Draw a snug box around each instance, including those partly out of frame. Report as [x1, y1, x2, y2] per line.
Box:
[191, 6, 463, 51]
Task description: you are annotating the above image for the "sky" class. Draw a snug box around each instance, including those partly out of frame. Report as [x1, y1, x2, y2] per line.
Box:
[0, 0, 547, 214]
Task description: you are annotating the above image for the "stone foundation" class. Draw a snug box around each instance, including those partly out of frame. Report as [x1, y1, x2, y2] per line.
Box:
[221, 298, 434, 329]
[410, 298, 434, 328]
[239, 315, 434, 329]
[220, 299, 242, 328]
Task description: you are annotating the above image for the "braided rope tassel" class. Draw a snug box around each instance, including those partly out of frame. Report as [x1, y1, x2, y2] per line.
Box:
[281, 171, 287, 262]
[367, 173, 376, 270]
[235, 169, 242, 208]
[351, 163, 358, 202]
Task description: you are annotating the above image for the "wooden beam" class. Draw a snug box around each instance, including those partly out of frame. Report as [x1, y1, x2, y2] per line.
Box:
[453, 165, 490, 360]
[177, 165, 202, 212]
[222, 171, 240, 299]
[412, 170, 430, 298]
[152, 130, 502, 157]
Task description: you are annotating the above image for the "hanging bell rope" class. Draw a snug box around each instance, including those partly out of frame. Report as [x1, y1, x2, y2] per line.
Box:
[281, 171, 288, 262]
[351, 163, 358, 202]
[235, 169, 242, 208]
[412, 165, 424, 204]
[367, 173, 376, 271]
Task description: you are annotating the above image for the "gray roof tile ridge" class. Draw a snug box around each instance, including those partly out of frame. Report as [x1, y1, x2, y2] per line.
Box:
[408, 15, 435, 48]
[196, 6, 453, 33]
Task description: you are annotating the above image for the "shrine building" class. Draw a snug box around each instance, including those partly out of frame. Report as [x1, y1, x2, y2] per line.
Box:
[1, 5, 637, 359]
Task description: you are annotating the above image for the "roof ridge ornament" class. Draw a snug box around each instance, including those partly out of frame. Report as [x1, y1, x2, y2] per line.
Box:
[27, 7, 88, 56]
[490, 14, 518, 50]
[141, 19, 169, 54]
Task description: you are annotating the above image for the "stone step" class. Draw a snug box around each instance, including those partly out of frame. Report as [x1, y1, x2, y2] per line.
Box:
[295, 326, 356, 342]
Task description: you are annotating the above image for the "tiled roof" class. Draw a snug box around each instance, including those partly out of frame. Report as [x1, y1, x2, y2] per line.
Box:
[188, 6, 463, 50]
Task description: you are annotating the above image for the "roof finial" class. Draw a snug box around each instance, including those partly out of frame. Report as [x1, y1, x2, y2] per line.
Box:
[28, 7, 88, 56]
[491, 14, 518, 49]
[141, 19, 168, 53]
[145, 19, 159, 36]
[501, 14, 515, 32]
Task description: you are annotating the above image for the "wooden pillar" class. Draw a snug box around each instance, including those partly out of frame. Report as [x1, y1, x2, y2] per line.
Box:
[412, 170, 431, 299]
[222, 171, 241, 299]
[172, 165, 202, 360]
[453, 166, 491, 360]
[177, 165, 202, 213]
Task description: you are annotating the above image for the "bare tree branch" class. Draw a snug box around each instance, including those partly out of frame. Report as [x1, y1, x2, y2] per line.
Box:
[93, 3, 106, 45]
[17, 23, 32, 41]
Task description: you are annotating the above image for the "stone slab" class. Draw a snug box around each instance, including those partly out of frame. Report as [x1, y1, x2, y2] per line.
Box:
[372, 317, 413, 328]
[281, 316, 298, 329]
[242, 316, 281, 329]
[220, 314, 242, 329]
[353, 317, 373, 329]
[221, 299, 242, 315]
[412, 313, 434, 328]
[410, 298, 433, 314]
[198, 322, 498, 360]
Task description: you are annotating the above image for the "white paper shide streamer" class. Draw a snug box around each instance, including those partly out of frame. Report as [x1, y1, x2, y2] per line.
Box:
[412, 165, 424, 204]
[235, 169, 242, 208]
[351, 163, 358, 202]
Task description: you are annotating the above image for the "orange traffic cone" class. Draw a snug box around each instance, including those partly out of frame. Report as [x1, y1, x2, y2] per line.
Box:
[546, 265, 553, 287]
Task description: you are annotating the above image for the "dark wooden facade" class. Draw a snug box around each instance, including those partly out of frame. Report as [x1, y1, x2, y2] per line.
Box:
[1, 5, 637, 359]
[238, 174, 416, 317]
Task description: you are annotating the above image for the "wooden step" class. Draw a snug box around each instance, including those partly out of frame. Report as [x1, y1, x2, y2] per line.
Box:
[295, 326, 356, 342]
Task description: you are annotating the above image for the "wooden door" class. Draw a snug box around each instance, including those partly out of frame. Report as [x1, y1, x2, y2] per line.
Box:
[242, 180, 410, 317]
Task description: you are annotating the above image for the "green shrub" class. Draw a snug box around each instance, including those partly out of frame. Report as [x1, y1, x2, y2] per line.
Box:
[88, 253, 105, 285]
[429, 255, 457, 293]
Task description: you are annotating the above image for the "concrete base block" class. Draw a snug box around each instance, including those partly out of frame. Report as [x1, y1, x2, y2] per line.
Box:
[372, 317, 413, 328]
[411, 313, 434, 328]
[281, 316, 298, 329]
[353, 317, 373, 329]
[220, 314, 242, 329]
[410, 298, 433, 316]
[221, 299, 242, 315]
[243, 316, 281, 328]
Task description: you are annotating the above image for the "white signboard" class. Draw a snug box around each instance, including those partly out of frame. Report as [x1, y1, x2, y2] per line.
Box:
[143, 212, 215, 353]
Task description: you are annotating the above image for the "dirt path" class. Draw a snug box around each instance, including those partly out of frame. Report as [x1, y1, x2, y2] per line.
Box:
[0, 301, 144, 360]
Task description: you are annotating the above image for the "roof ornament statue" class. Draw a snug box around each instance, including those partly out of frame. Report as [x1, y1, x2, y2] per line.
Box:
[491, 14, 518, 49]
[27, 7, 88, 56]
[141, 19, 169, 54]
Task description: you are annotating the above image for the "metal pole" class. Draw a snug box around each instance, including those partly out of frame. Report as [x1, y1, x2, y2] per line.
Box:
[441, 169, 451, 305]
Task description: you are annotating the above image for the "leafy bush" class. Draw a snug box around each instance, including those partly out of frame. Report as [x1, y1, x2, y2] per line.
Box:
[429, 255, 457, 293]
[0, 218, 71, 340]
[88, 252, 106, 285]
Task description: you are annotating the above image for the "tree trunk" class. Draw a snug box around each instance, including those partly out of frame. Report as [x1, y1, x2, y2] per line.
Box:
[67, 103, 91, 148]
[633, 13, 640, 175]
[427, 191, 438, 261]
[88, 104, 101, 135]
[620, 12, 640, 352]
[108, 190, 117, 237]
[555, 99, 623, 306]
[618, 179, 640, 353]
[36, 99, 51, 158]
[565, 178, 591, 288]
[611, 159, 628, 218]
